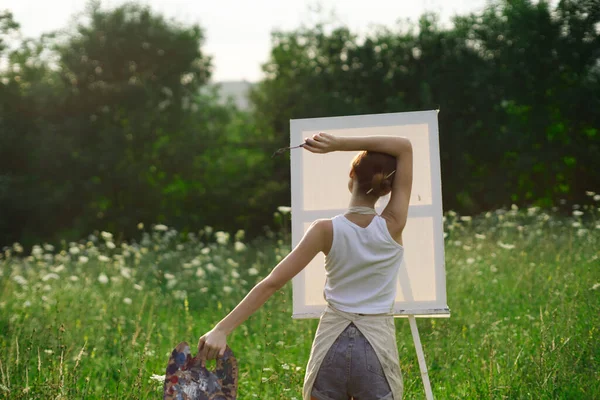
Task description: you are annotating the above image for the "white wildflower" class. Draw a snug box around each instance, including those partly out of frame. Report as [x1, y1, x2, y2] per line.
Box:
[70, 275, 79, 282]
[120, 267, 132, 279]
[497, 241, 515, 250]
[231, 270, 240, 279]
[204, 226, 213, 235]
[585, 191, 595, 196]
[134, 284, 143, 291]
[277, 206, 292, 214]
[106, 241, 116, 249]
[52, 264, 65, 273]
[594, 194, 600, 201]
[98, 273, 109, 284]
[572, 222, 581, 228]
[201, 247, 210, 255]
[248, 267, 259, 276]
[215, 231, 229, 245]
[281, 363, 290, 370]
[44, 349, 53, 355]
[13, 243, 24, 253]
[137, 222, 144, 230]
[577, 229, 588, 237]
[572, 210, 584, 217]
[101, 231, 113, 241]
[31, 245, 43, 257]
[164, 273, 175, 280]
[154, 224, 168, 231]
[463, 245, 472, 251]
[223, 286, 233, 294]
[13, 275, 28, 286]
[475, 233, 486, 240]
[206, 263, 217, 273]
[226, 258, 239, 268]
[234, 241, 246, 252]
[78, 256, 89, 264]
[460, 216, 472, 222]
[42, 273, 59, 281]
[196, 268, 206, 278]
[466, 258, 475, 265]
[235, 230, 245, 241]
[172, 290, 186, 300]
[527, 207, 539, 215]
[123, 297, 132, 305]
[149, 374, 165, 382]
[69, 247, 80, 255]
[591, 283, 600, 290]
[490, 265, 498, 272]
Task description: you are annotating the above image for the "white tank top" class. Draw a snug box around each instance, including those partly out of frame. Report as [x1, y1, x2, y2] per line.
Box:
[324, 214, 404, 314]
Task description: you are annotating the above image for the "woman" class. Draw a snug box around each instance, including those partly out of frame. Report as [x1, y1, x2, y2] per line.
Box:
[198, 132, 413, 400]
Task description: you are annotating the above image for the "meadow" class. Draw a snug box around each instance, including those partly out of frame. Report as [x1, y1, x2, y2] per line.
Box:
[1, 199, 599, 399]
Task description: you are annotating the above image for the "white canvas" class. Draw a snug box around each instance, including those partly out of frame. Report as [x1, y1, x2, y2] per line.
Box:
[290, 110, 449, 319]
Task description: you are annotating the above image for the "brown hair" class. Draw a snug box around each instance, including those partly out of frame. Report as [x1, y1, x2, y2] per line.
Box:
[350, 151, 396, 197]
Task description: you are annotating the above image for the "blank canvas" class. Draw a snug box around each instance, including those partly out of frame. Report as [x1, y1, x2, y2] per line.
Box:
[290, 110, 449, 319]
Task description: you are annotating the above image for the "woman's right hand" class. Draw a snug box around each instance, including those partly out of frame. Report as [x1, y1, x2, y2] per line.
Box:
[303, 132, 342, 154]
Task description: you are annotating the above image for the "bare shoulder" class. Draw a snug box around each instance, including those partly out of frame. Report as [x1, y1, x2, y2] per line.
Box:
[308, 218, 333, 255]
[309, 218, 333, 240]
[310, 218, 332, 231]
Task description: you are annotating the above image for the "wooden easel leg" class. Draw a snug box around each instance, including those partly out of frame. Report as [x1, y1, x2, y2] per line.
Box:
[408, 315, 434, 400]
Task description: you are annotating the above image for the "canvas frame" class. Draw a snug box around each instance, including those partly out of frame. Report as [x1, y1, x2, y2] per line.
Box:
[290, 110, 450, 319]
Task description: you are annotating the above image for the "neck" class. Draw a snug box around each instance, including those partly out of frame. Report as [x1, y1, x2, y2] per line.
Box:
[348, 197, 376, 209]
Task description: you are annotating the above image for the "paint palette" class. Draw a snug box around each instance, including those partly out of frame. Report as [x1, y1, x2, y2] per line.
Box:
[163, 342, 238, 400]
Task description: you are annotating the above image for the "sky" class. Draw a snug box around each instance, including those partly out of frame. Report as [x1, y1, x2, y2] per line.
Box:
[3, 0, 490, 82]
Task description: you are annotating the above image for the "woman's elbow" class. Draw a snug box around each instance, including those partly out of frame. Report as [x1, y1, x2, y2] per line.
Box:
[261, 275, 286, 292]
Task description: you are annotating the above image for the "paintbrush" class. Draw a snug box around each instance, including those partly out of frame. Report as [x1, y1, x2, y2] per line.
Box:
[271, 143, 306, 157]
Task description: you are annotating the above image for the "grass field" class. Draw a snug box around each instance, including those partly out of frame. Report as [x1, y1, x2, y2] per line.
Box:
[1, 201, 599, 399]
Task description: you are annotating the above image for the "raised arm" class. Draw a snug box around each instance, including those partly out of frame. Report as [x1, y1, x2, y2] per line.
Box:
[304, 133, 413, 236]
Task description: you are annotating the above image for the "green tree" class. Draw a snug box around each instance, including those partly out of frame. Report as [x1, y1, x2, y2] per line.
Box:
[250, 0, 600, 213]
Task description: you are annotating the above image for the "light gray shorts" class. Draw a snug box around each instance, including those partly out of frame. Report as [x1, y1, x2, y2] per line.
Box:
[311, 323, 393, 400]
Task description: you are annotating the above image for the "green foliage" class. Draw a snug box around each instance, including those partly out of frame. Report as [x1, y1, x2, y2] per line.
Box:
[0, 3, 272, 246]
[0, 206, 598, 398]
[0, 0, 599, 247]
[251, 0, 600, 213]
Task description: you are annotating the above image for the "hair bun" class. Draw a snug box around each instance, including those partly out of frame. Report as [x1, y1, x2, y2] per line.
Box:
[351, 151, 396, 198]
[371, 172, 384, 189]
[369, 172, 384, 196]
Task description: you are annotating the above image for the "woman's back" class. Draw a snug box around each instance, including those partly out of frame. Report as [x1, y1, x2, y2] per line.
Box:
[324, 214, 404, 315]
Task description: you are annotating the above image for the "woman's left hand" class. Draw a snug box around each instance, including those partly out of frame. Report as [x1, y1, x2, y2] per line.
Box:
[198, 328, 228, 360]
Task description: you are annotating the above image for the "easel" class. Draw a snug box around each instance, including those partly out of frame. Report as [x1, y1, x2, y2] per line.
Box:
[408, 315, 434, 400]
[289, 110, 449, 400]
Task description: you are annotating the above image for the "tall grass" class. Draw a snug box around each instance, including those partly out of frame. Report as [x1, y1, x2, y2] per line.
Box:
[1, 201, 599, 399]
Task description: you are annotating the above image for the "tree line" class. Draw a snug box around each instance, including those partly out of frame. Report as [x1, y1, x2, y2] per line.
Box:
[0, 0, 598, 247]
